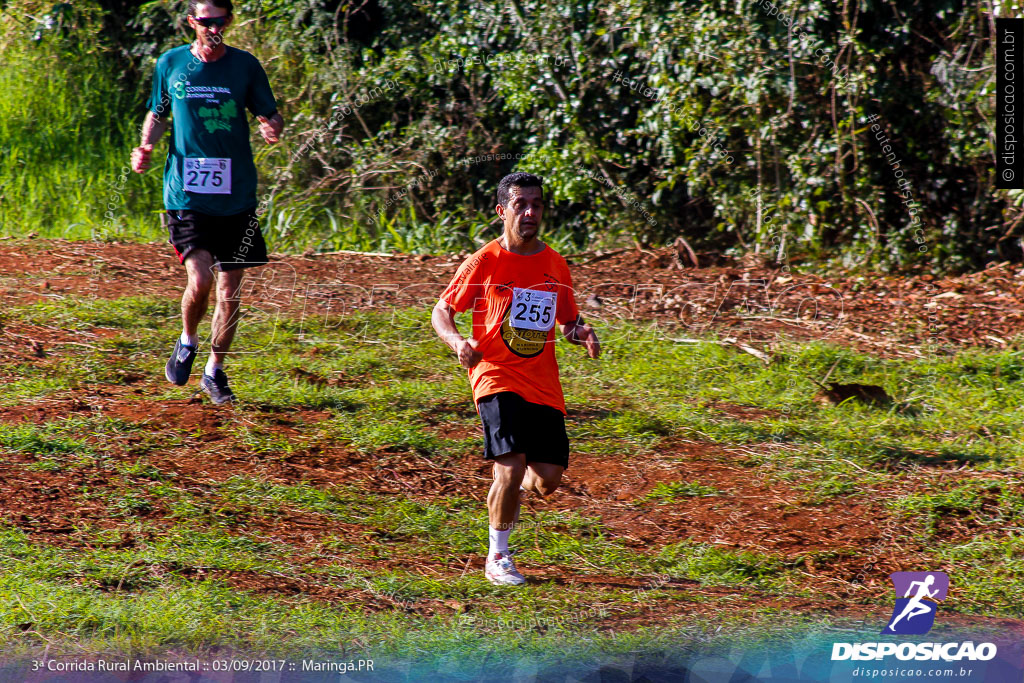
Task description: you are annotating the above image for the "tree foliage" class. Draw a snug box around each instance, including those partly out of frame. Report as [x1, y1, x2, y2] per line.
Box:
[0, 0, 1003, 269]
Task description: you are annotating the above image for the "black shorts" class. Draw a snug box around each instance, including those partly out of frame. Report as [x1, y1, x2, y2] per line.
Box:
[165, 209, 268, 271]
[477, 392, 570, 469]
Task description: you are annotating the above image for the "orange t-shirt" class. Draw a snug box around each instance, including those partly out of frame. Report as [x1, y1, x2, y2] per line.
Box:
[440, 239, 580, 413]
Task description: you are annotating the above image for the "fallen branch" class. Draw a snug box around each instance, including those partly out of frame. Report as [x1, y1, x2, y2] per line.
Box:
[577, 248, 630, 265]
[669, 336, 771, 364]
[307, 249, 397, 258]
[674, 236, 699, 268]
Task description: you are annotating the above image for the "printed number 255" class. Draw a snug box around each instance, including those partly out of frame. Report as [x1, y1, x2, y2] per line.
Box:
[516, 302, 550, 325]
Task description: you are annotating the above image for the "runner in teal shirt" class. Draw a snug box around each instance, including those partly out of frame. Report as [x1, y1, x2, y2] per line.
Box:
[131, 0, 284, 405]
[147, 42, 277, 215]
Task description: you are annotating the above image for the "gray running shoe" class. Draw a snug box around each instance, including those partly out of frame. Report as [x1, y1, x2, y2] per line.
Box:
[200, 369, 235, 404]
[165, 338, 197, 386]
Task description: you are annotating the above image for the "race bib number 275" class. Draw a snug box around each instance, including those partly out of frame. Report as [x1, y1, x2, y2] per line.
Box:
[183, 158, 231, 194]
[510, 288, 556, 331]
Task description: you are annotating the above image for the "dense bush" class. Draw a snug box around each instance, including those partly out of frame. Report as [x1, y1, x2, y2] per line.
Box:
[0, 0, 1003, 270]
[0, 1, 161, 240]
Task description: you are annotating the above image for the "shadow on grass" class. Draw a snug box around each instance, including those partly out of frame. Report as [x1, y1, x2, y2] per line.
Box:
[535, 575, 698, 591]
[568, 408, 616, 420]
[874, 446, 993, 468]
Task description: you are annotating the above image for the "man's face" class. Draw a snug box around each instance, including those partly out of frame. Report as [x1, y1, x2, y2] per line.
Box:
[188, 3, 231, 47]
[497, 185, 544, 243]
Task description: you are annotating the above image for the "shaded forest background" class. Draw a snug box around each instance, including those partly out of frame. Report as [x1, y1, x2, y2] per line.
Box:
[0, 0, 1009, 271]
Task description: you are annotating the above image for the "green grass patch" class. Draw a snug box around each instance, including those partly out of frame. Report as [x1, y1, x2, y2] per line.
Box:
[890, 480, 1024, 538]
[0, 422, 90, 456]
[655, 542, 789, 588]
[644, 481, 722, 501]
[8, 296, 179, 331]
[936, 534, 1024, 617]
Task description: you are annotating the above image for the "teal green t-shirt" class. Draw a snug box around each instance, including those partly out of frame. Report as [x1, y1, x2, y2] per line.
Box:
[147, 44, 277, 216]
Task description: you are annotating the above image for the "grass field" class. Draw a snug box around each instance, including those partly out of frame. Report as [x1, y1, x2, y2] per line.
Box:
[1, 242, 1022, 677]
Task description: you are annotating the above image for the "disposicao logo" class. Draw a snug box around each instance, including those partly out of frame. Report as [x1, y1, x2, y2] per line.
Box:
[831, 571, 998, 662]
[883, 571, 948, 635]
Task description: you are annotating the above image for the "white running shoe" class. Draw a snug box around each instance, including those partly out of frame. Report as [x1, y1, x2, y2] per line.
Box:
[485, 552, 526, 586]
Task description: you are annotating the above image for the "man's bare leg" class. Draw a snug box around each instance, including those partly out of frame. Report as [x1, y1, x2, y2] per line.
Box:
[166, 250, 215, 386]
[485, 452, 528, 584]
[182, 250, 216, 341]
[484, 456, 566, 586]
[488, 452, 526, 532]
[522, 462, 563, 498]
[208, 267, 245, 367]
[199, 266, 245, 404]
[490, 460, 563, 533]
[518, 462, 563, 529]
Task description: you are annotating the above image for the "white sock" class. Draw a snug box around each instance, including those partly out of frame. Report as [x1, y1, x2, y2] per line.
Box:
[488, 526, 511, 557]
[204, 357, 222, 377]
[180, 331, 198, 348]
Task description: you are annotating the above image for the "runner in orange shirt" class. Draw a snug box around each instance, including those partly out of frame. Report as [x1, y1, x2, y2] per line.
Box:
[431, 172, 600, 585]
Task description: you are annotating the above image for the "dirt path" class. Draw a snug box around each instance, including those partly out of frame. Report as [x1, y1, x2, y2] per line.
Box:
[2, 239, 1023, 355]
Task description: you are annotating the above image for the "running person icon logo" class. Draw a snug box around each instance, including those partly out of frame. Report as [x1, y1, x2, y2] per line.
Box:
[882, 571, 949, 635]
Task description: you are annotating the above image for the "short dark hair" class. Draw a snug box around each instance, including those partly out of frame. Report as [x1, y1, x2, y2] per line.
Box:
[497, 172, 543, 208]
[188, 0, 232, 16]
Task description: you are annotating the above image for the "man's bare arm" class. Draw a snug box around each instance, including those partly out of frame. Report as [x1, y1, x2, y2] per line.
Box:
[257, 112, 284, 144]
[431, 299, 482, 369]
[560, 315, 601, 359]
[131, 111, 170, 173]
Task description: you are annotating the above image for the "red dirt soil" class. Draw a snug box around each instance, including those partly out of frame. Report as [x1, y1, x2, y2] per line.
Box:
[3, 239, 1024, 354]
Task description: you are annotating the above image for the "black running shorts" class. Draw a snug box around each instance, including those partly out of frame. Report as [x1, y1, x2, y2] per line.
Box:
[165, 209, 268, 271]
[477, 391, 570, 469]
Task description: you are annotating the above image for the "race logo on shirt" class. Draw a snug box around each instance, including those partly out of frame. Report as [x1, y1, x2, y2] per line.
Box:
[198, 99, 238, 133]
[172, 78, 238, 132]
[500, 288, 557, 358]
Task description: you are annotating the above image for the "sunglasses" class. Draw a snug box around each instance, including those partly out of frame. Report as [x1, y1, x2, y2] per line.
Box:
[192, 15, 228, 28]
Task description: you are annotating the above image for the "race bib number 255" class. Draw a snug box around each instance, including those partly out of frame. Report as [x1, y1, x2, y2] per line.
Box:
[510, 288, 556, 332]
[184, 158, 231, 194]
